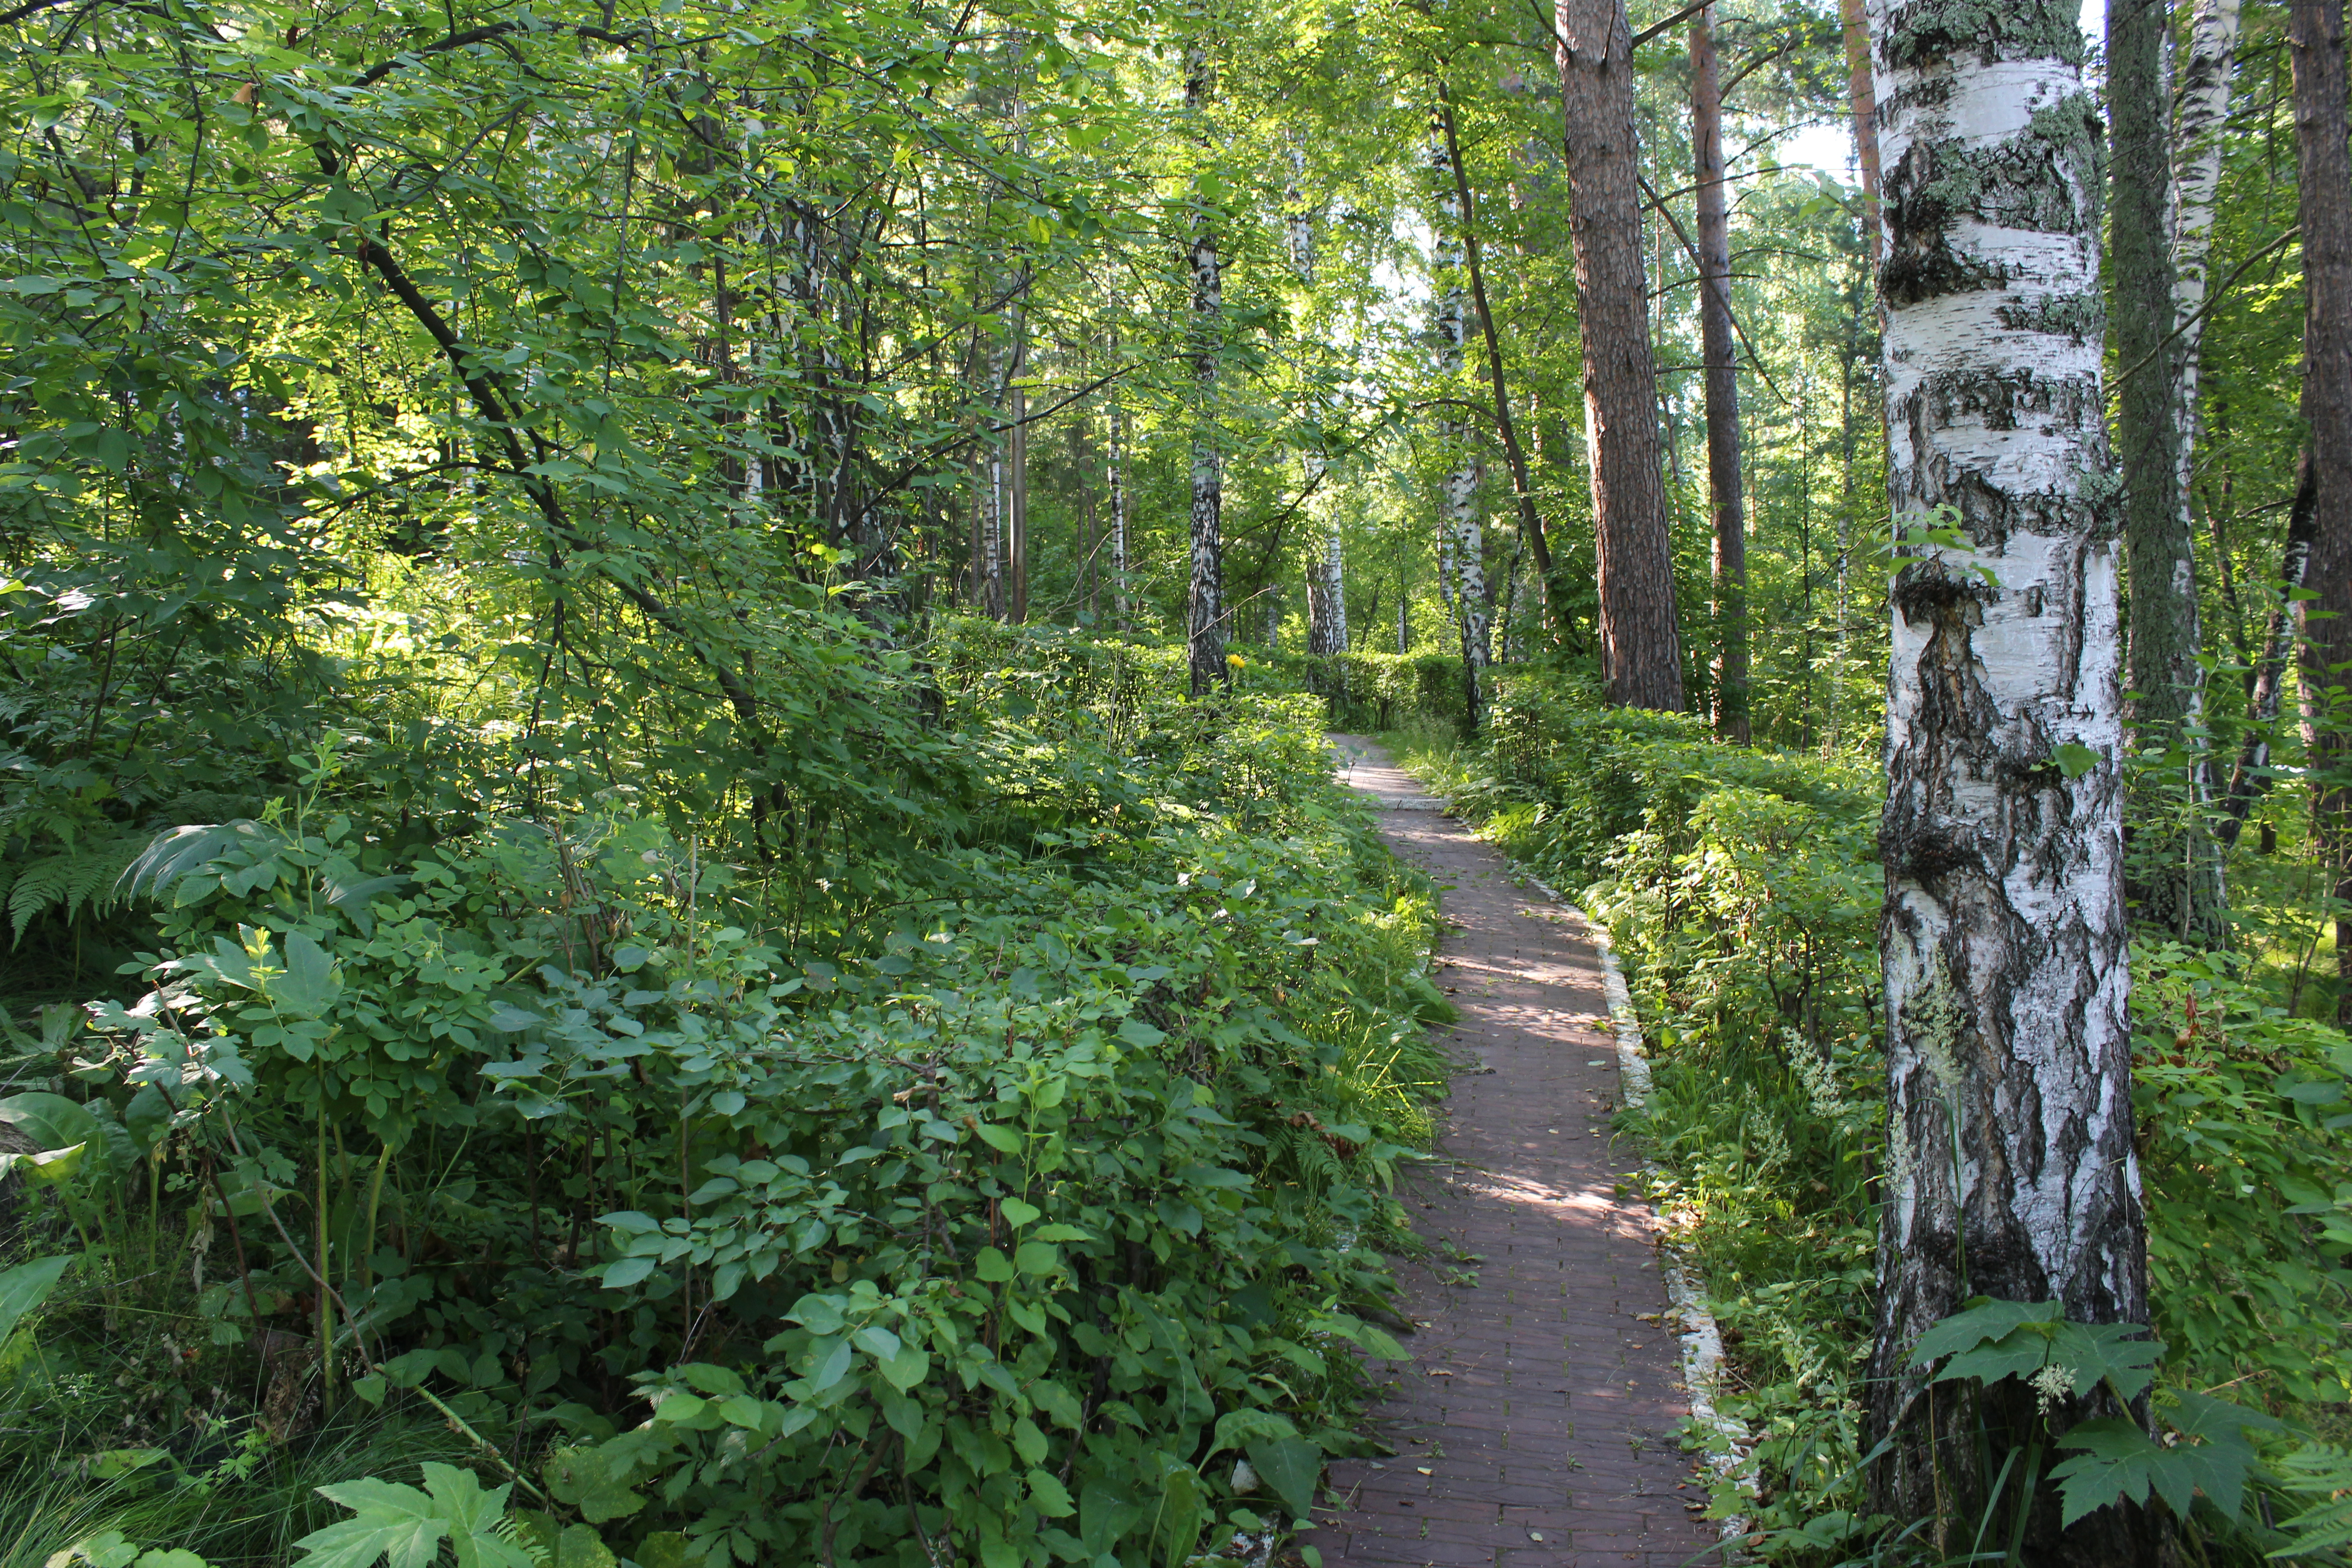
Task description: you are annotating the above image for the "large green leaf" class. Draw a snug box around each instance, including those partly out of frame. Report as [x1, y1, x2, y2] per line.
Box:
[0, 1253, 77, 1343]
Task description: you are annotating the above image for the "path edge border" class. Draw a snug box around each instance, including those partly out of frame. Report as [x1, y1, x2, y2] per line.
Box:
[1521, 872, 1760, 1558]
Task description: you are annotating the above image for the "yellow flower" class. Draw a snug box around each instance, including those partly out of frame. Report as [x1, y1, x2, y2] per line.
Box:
[1226, 653, 1246, 669]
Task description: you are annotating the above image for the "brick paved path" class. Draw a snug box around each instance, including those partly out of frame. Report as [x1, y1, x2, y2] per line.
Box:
[1303, 737, 1725, 1568]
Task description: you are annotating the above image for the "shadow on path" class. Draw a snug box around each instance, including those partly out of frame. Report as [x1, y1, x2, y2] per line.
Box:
[1302, 736, 1725, 1568]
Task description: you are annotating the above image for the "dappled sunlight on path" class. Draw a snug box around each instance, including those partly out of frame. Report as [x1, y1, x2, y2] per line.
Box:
[1303, 737, 1726, 1568]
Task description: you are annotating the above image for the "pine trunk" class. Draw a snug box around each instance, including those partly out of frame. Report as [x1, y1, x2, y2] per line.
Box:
[1865, 0, 2161, 1553]
[2290, 0, 2352, 1025]
[1690, 7, 1748, 744]
[1556, 0, 1685, 710]
[1838, 0, 1882, 266]
[2114, 0, 2220, 942]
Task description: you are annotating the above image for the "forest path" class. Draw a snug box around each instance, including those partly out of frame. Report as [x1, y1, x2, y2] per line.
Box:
[1303, 737, 1720, 1568]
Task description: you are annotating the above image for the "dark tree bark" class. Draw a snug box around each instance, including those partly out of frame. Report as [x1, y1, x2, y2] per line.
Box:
[1864, 0, 2163, 1554]
[1556, 0, 1686, 710]
[2218, 453, 2318, 848]
[2291, 0, 2352, 1023]
[2113, 0, 2220, 942]
[1690, 6, 1747, 743]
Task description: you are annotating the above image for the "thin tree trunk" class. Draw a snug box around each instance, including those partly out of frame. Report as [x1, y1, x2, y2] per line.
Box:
[1837, 0, 1882, 268]
[2115, 0, 2220, 942]
[1865, 0, 2160, 1553]
[1431, 105, 1490, 733]
[1556, 0, 1685, 710]
[2219, 453, 2318, 848]
[1306, 455, 1349, 659]
[1186, 43, 1226, 697]
[2174, 0, 2242, 500]
[1009, 375, 1029, 625]
[1107, 333, 1130, 633]
[2290, 0, 2352, 1024]
[1436, 89, 1555, 601]
[1690, 6, 1748, 744]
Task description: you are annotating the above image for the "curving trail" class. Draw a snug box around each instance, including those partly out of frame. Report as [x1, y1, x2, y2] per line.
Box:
[1303, 736, 1723, 1568]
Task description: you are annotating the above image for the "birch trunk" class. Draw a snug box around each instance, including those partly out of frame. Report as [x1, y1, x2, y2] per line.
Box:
[1306, 456, 1349, 661]
[1185, 43, 1227, 698]
[1436, 89, 1556, 610]
[2113, 0, 2220, 942]
[1432, 108, 1490, 733]
[2289, 0, 2352, 1025]
[2172, 0, 2241, 505]
[1556, 0, 1686, 710]
[1865, 0, 2159, 1552]
[1690, 7, 1749, 744]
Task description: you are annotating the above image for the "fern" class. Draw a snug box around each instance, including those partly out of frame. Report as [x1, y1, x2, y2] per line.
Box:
[2272, 1443, 2352, 1559]
[2, 831, 145, 943]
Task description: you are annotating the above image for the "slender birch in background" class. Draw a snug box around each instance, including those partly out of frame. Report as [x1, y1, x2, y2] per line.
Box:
[1185, 41, 1227, 697]
[1556, 0, 1684, 710]
[1864, 0, 2160, 1551]
[1690, 5, 1748, 743]
[2112, 0, 2219, 941]
[1107, 330, 1131, 633]
[1431, 105, 1490, 733]
[1436, 87, 1555, 621]
[1289, 137, 1349, 673]
[2289, 0, 2352, 1023]
[2172, 0, 2240, 506]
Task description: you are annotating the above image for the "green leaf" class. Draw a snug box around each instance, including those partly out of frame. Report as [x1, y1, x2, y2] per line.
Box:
[295, 1480, 447, 1568]
[2053, 743, 2102, 779]
[972, 1121, 1021, 1153]
[1244, 1436, 1322, 1522]
[1149, 1466, 1205, 1568]
[268, 931, 342, 1018]
[1014, 1240, 1059, 1275]
[1026, 1467, 1077, 1517]
[2049, 1418, 2179, 1527]
[0, 1253, 76, 1344]
[999, 1196, 1041, 1228]
[975, 1246, 1014, 1283]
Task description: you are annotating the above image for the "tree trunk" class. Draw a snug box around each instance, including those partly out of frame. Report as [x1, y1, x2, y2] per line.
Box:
[2173, 0, 2241, 502]
[1432, 106, 1490, 734]
[1009, 376, 1029, 625]
[1837, 0, 1882, 268]
[2290, 0, 2352, 1025]
[1437, 89, 1555, 608]
[1108, 335, 1130, 633]
[1186, 44, 1227, 698]
[1306, 456, 1348, 659]
[1865, 0, 2161, 1553]
[2114, 0, 2220, 943]
[2218, 453, 2317, 848]
[1556, 0, 1685, 710]
[1690, 7, 1748, 744]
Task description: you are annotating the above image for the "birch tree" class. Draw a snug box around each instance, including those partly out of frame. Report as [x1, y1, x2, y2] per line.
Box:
[1431, 108, 1490, 733]
[1185, 41, 1228, 697]
[1863, 0, 2161, 1552]
[2171, 0, 2240, 496]
[1556, 0, 1685, 710]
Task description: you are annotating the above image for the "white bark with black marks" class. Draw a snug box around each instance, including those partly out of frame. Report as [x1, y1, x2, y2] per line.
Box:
[1186, 42, 1225, 697]
[1867, 0, 2160, 1553]
[1432, 111, 1488, 730]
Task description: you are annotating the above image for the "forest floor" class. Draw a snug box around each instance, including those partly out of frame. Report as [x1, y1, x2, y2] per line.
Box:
[1301, 737, 1722, 1568]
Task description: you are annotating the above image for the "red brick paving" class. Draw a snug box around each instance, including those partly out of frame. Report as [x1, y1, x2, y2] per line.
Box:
[1306, 739, 1730, 1568]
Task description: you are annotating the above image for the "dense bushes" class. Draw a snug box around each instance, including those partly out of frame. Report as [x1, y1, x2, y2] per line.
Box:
[1392, 673, 2352, 1563]
[0, 626, 1448, 1566]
